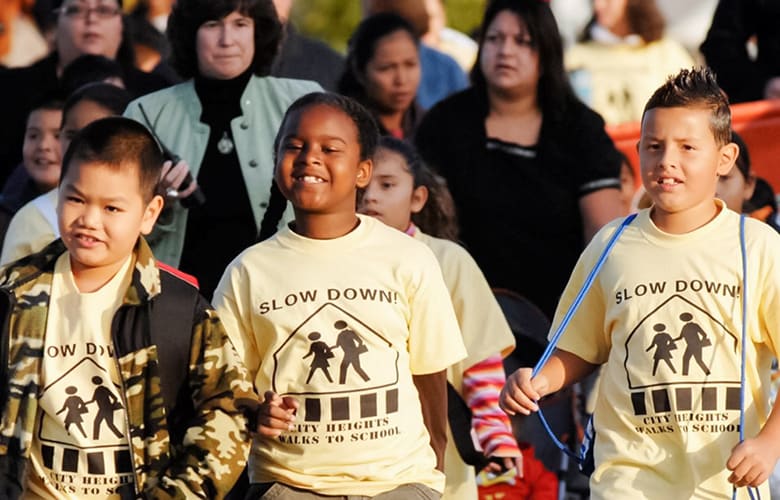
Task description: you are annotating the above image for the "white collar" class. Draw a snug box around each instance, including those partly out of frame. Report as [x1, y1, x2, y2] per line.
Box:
[589, 24, 643, 46]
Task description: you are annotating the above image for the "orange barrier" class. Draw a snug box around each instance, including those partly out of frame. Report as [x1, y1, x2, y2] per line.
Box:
[606, 99, 780, 192]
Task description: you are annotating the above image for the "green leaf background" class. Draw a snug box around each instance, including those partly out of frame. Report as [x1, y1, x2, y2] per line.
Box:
[290, 0, 487, 53]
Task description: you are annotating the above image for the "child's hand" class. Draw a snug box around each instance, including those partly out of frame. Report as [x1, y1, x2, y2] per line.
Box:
[160, 159, 199, 199]
[484, 455, 524, 478]
[726, 434, 780, 487]
[499, 368, 549, 416]
[256, 390, 299, 438]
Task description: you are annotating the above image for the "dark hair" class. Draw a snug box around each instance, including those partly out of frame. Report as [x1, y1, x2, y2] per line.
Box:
[167, 0, 281, 79]
[60, 116, 163, 202]
[580, 0, 665, 43]
[275, 92, 380, 162]
[745, 177, 777, 219]
[731, 130, 751, 180]
[27, 96, 65, 125]
[338, 13, 419, 107]
[60, 55, 125, 97]
[62, 83, 133, 126]
[471, 0, 578, 120]
[643, 67, 731, 146]
[376, 136, 459, 240]
[364, 0, 430, 37]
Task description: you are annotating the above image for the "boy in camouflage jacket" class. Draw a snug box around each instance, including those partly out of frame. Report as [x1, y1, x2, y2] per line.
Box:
[0, 117, 257, 499]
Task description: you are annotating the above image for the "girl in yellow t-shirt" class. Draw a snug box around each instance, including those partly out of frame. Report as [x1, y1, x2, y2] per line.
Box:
[360, 136, 558, 500]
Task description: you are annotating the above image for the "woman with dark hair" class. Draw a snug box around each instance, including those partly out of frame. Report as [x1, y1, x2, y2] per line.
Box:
[339, 12, 422, 140]
[415, 0, 623, 321]
[566, 0, 693, 124]
[125, 0, 320, 297]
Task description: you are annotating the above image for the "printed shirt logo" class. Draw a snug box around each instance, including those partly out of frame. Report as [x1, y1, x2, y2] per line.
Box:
[271, 302, 402, 445]
[620, 293, 742, 435]
[34, 351, 133, 496]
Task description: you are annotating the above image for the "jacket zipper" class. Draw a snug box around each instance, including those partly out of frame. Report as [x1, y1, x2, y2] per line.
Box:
[0, 288, 15, 410]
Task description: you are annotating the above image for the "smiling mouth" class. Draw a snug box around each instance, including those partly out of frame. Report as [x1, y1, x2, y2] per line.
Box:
[75, 234, 101, 245]
[658, 178, 682, 185]
[294, 175, 325, 184]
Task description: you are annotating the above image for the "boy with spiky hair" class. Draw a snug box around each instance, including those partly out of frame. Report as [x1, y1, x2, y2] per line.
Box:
[502, 67, 780, 498]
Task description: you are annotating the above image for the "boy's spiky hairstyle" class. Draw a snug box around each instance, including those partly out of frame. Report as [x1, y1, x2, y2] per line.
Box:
[643, 67, 732, 146]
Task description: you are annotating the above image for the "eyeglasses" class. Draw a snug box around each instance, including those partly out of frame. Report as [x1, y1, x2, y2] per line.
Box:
[58, 3, 121, 19]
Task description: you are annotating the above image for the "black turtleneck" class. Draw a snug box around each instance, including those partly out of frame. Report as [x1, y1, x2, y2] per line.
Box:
[179, 69, 256, 299]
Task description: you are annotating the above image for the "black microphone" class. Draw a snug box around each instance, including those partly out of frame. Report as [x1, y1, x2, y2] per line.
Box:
[158, 147, 207, 209]
[136, 103, 206, 208]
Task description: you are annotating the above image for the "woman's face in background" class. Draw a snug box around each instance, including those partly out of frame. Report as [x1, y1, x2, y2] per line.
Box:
[196, 11, 255, 80]
[362, 29, 421, 114]
[56, 0, 123, 68]
[593, 0, 630, 36]
[479, 10, 540, 97]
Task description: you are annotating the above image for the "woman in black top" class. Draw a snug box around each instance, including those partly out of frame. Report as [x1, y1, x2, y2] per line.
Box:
[415, 0, 623, 319]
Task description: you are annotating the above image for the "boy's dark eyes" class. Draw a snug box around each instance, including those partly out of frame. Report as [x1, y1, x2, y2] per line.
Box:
[381, 182, 394, 189]
[65, 195, 83, 203]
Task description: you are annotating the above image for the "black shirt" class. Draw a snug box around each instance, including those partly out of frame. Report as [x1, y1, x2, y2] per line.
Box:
[179, 69, 256, 299]
[415, 87, 622, 319]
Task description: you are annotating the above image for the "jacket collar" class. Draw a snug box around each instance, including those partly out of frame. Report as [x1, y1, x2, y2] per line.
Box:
[0, 237, 161, 305]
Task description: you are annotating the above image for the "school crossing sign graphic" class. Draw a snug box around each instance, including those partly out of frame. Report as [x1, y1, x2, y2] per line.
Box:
[271, 302, 403, 445]
[34, 354, 133, 496]
[621, 292, 742, 436]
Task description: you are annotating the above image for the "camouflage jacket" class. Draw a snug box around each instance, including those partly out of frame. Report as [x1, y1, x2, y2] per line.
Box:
[0, 238, 258, 499]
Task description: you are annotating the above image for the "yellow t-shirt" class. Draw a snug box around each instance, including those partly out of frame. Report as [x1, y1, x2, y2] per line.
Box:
[565, 38, 694, 125]
[1, 189, 58, 265]
[412, 230, 515, 500]
[213, 215, 467, 496]
[27, 254, 134, 499]
[555, 202, 779, 499]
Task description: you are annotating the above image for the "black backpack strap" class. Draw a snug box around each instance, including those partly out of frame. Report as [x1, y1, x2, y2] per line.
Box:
[148, 267, 200, 420]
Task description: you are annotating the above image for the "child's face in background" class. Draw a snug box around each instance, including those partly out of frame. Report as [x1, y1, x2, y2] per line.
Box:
[359, 147, 427, 232]
[275, 104, 372, 217]
[23, 108, 63, 192]
[60, 99, 113, 158]
[639, 106, 736, 225]
[716, 164, 755, 213]
[58, 161, 162, 285]
[363, 29, 420, 115]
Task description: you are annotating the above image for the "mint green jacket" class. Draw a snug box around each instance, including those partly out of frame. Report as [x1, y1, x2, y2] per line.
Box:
[125, 76, 321, 267]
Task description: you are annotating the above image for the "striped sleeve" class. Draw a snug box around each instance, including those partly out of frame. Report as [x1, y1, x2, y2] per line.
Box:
[463, 354, 521, 457]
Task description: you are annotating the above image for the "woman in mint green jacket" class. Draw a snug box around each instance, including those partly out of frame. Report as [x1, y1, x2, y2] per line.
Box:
[125, 0, 320, 297]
